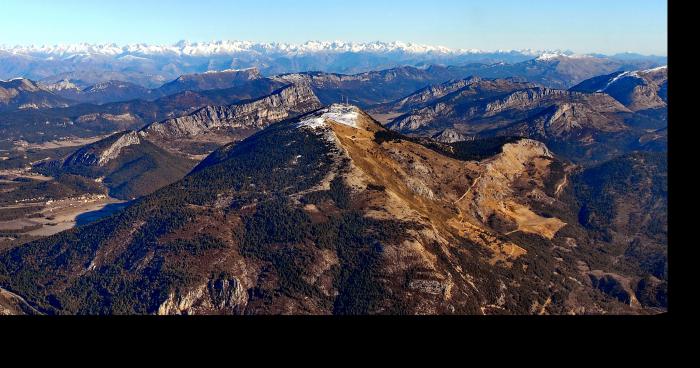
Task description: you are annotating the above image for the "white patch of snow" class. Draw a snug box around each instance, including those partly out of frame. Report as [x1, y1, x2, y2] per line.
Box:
[537, 53, 565, 61]
[536, 52, 593, 61]
[3, 41, 459, 57]
[203, 67, 257, 74]
[0, 41, 593, 60]
[118, 55, 150, 61]
[595, 65, 665, 92]
[0, 77, 26, 83]
[644, 65, 668, 72]
[296, 104, 360, 130]
[596, 71, 641, 92]
[44, 79, 80, 91]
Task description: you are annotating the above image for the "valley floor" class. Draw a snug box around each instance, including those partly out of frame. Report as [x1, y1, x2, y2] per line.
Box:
[0, 193, 125, 246]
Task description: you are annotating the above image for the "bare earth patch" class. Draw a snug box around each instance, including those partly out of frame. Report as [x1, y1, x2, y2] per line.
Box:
[501, 201, 567, 240]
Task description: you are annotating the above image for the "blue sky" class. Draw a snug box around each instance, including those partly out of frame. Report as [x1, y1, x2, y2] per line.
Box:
[1, 0, 667, 55]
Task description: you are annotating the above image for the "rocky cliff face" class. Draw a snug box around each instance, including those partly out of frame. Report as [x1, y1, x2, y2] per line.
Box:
[0, 78, 74, 111]
[483, 89, 626, 116]
[52, 130, 198, 200]
[43, 79, 83, 92]
[373, 77, 536, 116]
[389, 87, 630, 136]
[157, 274, 247, 315]
[42, 69, 269, 105]
[141, 83, 322, 139]
[385, 81, 642, 164]
[156, 68, 263, 97]
[49, 84, 322, 199]
[0, 287, 41, 315]
[63, 131, 141, 167]
[274, 67, 433, 87]
[272, 66, 484, 107]
[54, 80, 154, 105]
[432, 128, 471, 143]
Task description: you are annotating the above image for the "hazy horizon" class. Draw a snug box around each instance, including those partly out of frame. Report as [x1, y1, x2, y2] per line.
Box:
[0, 39, 667, 57]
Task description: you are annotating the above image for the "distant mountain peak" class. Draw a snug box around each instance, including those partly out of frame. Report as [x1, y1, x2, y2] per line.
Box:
[3, 40, 463, 57]
[0, 77, 41, 90]
[2, 41, 666, 87]
[63, 131, 141, 167]
[174, 67, 261, 81]
[570, 65, 668, 111]
[536, 51, 592, 61]
[1, 41, 625, 59]
[43, 78, 82, 92]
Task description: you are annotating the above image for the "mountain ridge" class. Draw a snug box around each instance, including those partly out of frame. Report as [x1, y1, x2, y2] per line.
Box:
[570, 66, 667, 111]
[0, 78, 75, 111]
[1, 41, 665, 60]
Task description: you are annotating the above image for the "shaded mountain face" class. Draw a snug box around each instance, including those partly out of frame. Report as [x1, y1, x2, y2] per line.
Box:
[387, 83, 629, 137]
[0, 105, 665, 315]
[43, 69, 265, 105]
[38, 131, 198, 200]
[53, 80, 154, 105]
[0, 78, 75, 112]
[36, 83, 322, 198]
[382, 78, 667, 163]
[155, 68, 262, 96]
[516, 56, 627, 89]
[371, 77, 537, 118]
[1, 63, 664, 145]
[0, 78, 287, 143]
[272, 66, 464, 108]
[570, 66, 667, 111]
[270, 57, 653, 108]
[567, 151, 667, 310]
[463, 55, 662, 90]
[141, 83, 323, 156]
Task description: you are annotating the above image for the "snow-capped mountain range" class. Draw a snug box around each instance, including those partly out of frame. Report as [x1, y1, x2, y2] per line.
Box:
[2, 40, 557, 58]
[0, 41, 666, 89]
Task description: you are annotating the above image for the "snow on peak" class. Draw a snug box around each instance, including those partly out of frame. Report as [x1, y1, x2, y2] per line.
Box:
[0, 77, 26, 83]
[594, 65, 666, 92]
[2, 41, 460, 57]
[1, 41, 572, 59]
[44, 79, 81, 91]
[297, 104, 361, 130]
[595, 71, 642, 92]
[536, 53, 564, 61]
[203, 67, 258, 74]
[644, 65, 667, 73]
[536, 51, 592, 61]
